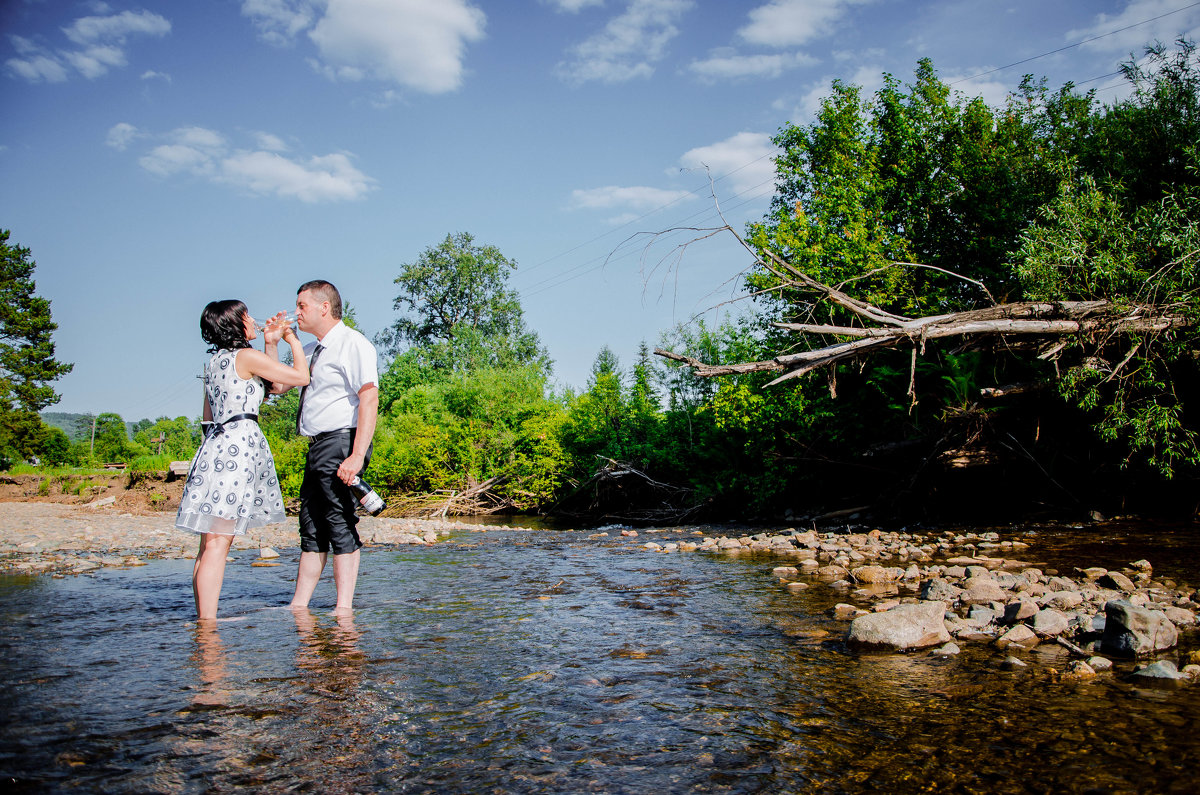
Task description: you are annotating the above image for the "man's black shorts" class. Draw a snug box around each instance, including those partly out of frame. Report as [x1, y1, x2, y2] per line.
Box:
[298, 429, 369, 555]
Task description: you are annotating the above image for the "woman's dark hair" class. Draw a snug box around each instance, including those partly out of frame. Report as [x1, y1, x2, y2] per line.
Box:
[200, 299, 252, 354]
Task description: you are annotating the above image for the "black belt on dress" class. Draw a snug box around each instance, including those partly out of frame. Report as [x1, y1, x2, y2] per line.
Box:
[310, 428, 353, 442]
[207, 413, 259, 438]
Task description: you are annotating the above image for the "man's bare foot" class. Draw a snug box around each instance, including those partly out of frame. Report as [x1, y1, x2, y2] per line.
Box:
[331, 606, 354, 618]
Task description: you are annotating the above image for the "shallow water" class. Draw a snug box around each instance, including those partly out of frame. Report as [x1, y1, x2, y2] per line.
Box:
[1, 524, 1198, 794]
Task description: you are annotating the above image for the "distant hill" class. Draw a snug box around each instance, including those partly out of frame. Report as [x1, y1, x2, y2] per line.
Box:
[40, 412, 90, 441]
[40, 412, 144, 441]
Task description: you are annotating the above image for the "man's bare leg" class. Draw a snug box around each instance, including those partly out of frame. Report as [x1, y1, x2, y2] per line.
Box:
[193, 528, 234, 620]
[331, 549, 360, 615]
[290, 550, 327, 609]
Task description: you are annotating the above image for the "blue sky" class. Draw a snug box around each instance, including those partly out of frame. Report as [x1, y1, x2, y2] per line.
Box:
[3, 0, 1198, 422]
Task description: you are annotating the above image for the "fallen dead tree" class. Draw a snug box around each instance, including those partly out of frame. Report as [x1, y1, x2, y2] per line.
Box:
[655, 242, 1192, 395]
[551, 457, 703, 525]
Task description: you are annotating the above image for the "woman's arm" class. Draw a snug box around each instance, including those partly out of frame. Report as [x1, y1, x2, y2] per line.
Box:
[236, 326, 310, 387]
[200, 391, 213, 435]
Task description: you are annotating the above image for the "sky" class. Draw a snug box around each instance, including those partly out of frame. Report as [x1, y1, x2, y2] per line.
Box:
[3, 0, 1199, 423]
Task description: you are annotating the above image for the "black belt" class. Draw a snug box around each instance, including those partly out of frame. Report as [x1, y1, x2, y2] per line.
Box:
[207, 413, 259, 438]
[311, 428, 353, 442]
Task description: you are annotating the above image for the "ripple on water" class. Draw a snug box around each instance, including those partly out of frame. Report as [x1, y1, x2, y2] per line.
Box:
[0, 526, 1198, 793]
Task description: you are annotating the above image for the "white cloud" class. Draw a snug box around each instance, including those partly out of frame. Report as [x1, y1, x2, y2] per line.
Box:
[243, 0, 487, 94]
[62, 9, 171, 45]
[688, 49, 814, 81]
[1068, 0, 1200, 54]
[105, 122, 139, 151]
[63, 44, 127, 79]
[5, 8, 169, 82]
[556, 0, 693, 85]
[129, 126, 375, 203]
[6, 51, 69, 82]
[139, 143, 215, 177]
[242, 0, 318, 46]
[738, 0, 870, 48]
[254, 132, 289, 152]
[570, 185, 692, 210]
[220, 151, 375, 202]
[542, 0, 605, 12]
[173, 126, 227, 150]
[677, 132, 778, 197]
[940, 71, 1015, 110]
[140, 69, 171, 82]
[778, 62, 885, 123]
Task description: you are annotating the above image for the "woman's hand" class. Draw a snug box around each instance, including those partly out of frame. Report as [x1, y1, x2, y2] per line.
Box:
[263, 312, 289, 344]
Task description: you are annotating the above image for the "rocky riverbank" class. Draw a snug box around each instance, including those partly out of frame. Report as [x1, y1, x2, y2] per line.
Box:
[657, 526, 1200, 684]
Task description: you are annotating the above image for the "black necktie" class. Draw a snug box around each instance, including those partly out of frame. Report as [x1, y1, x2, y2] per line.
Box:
[296, 343, 323, 435]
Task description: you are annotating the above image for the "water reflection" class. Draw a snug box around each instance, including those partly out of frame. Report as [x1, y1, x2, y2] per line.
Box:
[190, 622, 230, 707]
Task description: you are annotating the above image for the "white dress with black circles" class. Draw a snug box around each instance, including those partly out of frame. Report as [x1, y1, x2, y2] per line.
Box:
[175, 348, 285, 535]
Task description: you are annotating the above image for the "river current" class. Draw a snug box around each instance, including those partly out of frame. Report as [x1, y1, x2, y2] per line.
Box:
[1, 523, 1198, 793]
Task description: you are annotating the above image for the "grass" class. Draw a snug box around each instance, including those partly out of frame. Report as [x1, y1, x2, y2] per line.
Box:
[6, 464, 115, 477]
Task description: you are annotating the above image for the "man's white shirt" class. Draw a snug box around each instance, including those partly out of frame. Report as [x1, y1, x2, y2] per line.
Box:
[297, 320, 379, 437]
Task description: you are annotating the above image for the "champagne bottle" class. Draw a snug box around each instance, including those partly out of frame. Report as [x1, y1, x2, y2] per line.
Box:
[349, 476, 386, 516]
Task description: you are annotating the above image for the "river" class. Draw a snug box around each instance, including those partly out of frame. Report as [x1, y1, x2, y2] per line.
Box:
[1, 522, 1197, 793]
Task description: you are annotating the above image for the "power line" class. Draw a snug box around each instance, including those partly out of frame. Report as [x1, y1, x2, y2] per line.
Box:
[950, 0, 1200, 85]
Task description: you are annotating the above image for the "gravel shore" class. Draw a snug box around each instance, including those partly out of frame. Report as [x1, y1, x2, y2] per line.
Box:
[0, 500, 517, 576]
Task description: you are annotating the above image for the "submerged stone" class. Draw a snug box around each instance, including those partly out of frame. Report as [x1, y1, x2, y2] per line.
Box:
[1127, 660, 1187, 686]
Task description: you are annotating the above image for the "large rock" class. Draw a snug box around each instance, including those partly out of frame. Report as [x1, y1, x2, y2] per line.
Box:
[851, 565, 900, 584]
[1163, 606, 1197, 626]
[1100, 600, 1178, 657]
[1044, 590, 1084, 610]
[962, 577, 1007, 605]
[995, 624, 1039, 650]
[1031, 608, 1070, 637]
[1003, 600, 1040, 624]
[920, 578, 962, 603]
[1099, 571, 1137, 592]
[847, 602, 951, 651]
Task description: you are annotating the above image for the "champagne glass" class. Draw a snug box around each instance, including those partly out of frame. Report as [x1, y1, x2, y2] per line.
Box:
[254, 311, 297, 332]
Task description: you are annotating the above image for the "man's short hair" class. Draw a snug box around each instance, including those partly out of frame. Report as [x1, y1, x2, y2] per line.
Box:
[297, 280, 342, 320]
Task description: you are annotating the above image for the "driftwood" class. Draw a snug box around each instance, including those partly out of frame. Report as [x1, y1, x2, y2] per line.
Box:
[655, 241, 1191, 389]
[388, 475, 511, 518]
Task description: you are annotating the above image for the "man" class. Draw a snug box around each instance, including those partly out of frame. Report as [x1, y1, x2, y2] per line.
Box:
[270, 280, 378, 615]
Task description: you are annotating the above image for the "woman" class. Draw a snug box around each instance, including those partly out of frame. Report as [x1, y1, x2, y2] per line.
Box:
[176, 300, 309, 620]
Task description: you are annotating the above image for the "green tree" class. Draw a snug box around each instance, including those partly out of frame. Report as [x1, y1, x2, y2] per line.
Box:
[0, 409, 48, 468]
[133, 415, 201, 459]
[377, 232, 548, 372]
[0, 231, 73, 469]
[561, 347, 629, 471]
[0, 230, 73, 412]
[40, 425, 71, 465]
[92, 412, 144, 462]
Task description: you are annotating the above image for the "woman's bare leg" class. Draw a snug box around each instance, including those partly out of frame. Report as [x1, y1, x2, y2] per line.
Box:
[193, 523, 235, 619]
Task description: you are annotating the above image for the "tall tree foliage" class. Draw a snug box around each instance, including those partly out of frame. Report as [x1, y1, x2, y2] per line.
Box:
[0, 230, 73, 412]
[740, 43, 1200, 486]
[1014, 41, 1200, 476]
[376, 232, 547, 373]
[0, 231, 73, 468]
